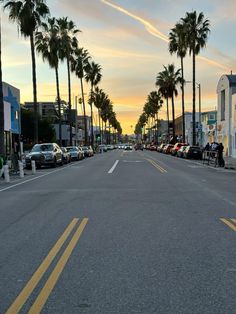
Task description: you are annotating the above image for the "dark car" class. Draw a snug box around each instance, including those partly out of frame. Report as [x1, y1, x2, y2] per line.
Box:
[134, 143, 143, 151]
[61, 147, 71, 164]
[82, 146, 94, 157]
[183, 146, 202, 159]
[25, 143, 63, 168]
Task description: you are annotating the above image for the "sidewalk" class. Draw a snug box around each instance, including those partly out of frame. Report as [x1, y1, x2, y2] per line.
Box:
[224, 157, 236, 170]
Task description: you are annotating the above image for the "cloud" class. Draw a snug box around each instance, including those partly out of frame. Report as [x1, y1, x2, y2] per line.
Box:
[101, 0, 230, 72]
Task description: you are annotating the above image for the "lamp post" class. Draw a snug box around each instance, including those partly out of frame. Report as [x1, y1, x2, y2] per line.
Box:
[186, 81, 202, 146]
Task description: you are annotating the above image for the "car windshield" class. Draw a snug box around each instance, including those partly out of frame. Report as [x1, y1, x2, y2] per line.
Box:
[31, 144, 53, 152]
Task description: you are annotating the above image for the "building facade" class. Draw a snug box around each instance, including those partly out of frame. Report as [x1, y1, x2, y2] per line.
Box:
[216, 74, 236, 157]
[175, 112, 200, 145]
[3, 82, 21, 155]
[201, 110, 217, 147]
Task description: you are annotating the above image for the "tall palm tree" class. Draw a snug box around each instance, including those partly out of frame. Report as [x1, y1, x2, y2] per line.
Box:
[169, 22, 187, 142]
[71, 47, 90, 145]
[85, 61, 102, 148]
[57, 17, 80, 145]
[101, 97, 112, 144]
[1, 0, 50, 144]
[0, 21, 4, 156]
[181, 11, 210, 145]
[156, 65, 181, 142]
[35, 17, 63, 145]
[156, 71, 170, 139]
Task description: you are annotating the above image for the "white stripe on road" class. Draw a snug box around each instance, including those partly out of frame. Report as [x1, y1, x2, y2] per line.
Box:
[0, 162, 80, 193]
[108, 160, 119, 174]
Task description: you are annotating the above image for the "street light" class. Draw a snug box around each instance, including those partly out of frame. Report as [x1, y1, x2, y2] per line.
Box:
[186, 81, 202, 146]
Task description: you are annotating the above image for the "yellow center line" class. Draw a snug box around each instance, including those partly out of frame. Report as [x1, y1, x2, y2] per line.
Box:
[6, 218, 79, 314]
[28, 218, 89, 314]
[146, 158, 167, 173]
[220, 218, 236, 232]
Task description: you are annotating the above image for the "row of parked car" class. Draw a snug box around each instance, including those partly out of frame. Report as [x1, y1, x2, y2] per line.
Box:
[25, 143, 94, 169]
[146, 143, 203, 159]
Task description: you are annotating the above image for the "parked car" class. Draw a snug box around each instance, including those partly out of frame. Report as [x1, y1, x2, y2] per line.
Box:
[149, 144, 157, 151]
[107, 144, 114, 150]
[176, 145, 187, 158]
[157, 143, 166, 153]
[99, 144, 108, 153]
[25, 143, 63, 169]
[124, 145, 133, 151]
[78, 147, 85, 159]
[183, 146, 202, 159]
[163, 144, 174, 154]
[82, 146, 94, 157]
[66, 146, 81, 161]
[171, 143, 186, 156]
[61, 147, 71, 164]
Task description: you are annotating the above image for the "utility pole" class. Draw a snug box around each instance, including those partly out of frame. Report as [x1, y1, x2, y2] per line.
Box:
[0, 20, 4, 157]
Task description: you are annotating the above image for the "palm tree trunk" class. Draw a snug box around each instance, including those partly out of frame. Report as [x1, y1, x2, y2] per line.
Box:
[98, 108, 101, 144]
[80, 78, 87, 145]
[166, 97, 169, 140]
[67, 55, 72, 145]
[30, 32, 38, 144]
[192, 51, 196, 145]
[55, 66, 62, 146]
[0, 22, 4, 156]
[90, 84, 94, 148]
[171, 94, 175, 141]
[181, 56, 185, 143]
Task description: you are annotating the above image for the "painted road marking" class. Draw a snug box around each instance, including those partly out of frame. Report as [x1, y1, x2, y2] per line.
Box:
[108, 160, 119, 174]
[123, 160, 143, 163]
[5, 218, 88, 314]
[146, 158, 167, 173]
[220, 218, 236, 232]
[28, 218, 88, 314]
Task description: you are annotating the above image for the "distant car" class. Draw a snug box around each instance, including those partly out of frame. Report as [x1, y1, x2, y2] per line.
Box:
[107, 144, 114, 150]
[78, 147, 85, 159]
[163, 144, 174, 154]
[149, 145, 157, 151]
[157, 143, 166, 153]
[61, 147, 71, 164]
[134, 143, 143, 151]
[183, 146, 202, 159]
[99, 144, 107, 153]
[25, 143, 63, 168]
[177, 145, 187, 158]
[82, 146, 94, 157]
[171, 143, 187, 156]
[66, 146, 80, 160]
[124, 145, 133, 151]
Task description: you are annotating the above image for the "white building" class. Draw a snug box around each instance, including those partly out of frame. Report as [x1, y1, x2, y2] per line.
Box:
[216, 75, 236, 157]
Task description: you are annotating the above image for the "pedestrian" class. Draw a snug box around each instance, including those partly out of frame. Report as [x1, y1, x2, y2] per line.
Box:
[217, 143, 224, 167]
[204, 142, 210, 151]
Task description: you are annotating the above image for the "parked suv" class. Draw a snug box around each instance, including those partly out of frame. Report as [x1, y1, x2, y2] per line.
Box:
[25, 143, 63, 168]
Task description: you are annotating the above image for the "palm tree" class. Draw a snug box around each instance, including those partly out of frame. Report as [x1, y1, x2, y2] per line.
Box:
[85, 61, 102, 148]
[101, 98, 112, 144]
[57, 17, 80, 145]
[71, 47, 91, 145]
[147, 91, 162, 142]
[0, 21, 4, 156]
[169, 22, 187, 142]
[1, 0, 50, 144]
[156, 65, 181, 142]
[156, 71, 170, 139]
[35, 17, 63, 145]
[181, 11, 210, 145]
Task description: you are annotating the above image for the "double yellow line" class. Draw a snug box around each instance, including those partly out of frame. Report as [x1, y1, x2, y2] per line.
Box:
[146, 158, 167, 173]
[6, 218, 88, 314]
[220, 218, 236, 232]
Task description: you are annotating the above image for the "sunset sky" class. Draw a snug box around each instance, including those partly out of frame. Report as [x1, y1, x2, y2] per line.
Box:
[2, 0, 236, 134]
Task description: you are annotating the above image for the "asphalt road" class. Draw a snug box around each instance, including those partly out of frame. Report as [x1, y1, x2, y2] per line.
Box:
[1, 149, 236, 314]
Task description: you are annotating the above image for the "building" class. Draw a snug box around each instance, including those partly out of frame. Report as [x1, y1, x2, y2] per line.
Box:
[216, 74, 236, 157]
[175, 112, 200, 145]
[3, 82, 21, 155]
[201, 110, 217, 147]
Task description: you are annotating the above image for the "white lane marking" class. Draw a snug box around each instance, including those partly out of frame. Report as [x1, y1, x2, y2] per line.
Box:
[0, 162, 80, 193]
[108, 160, 119, 174]
[123, 160, 143, 163]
